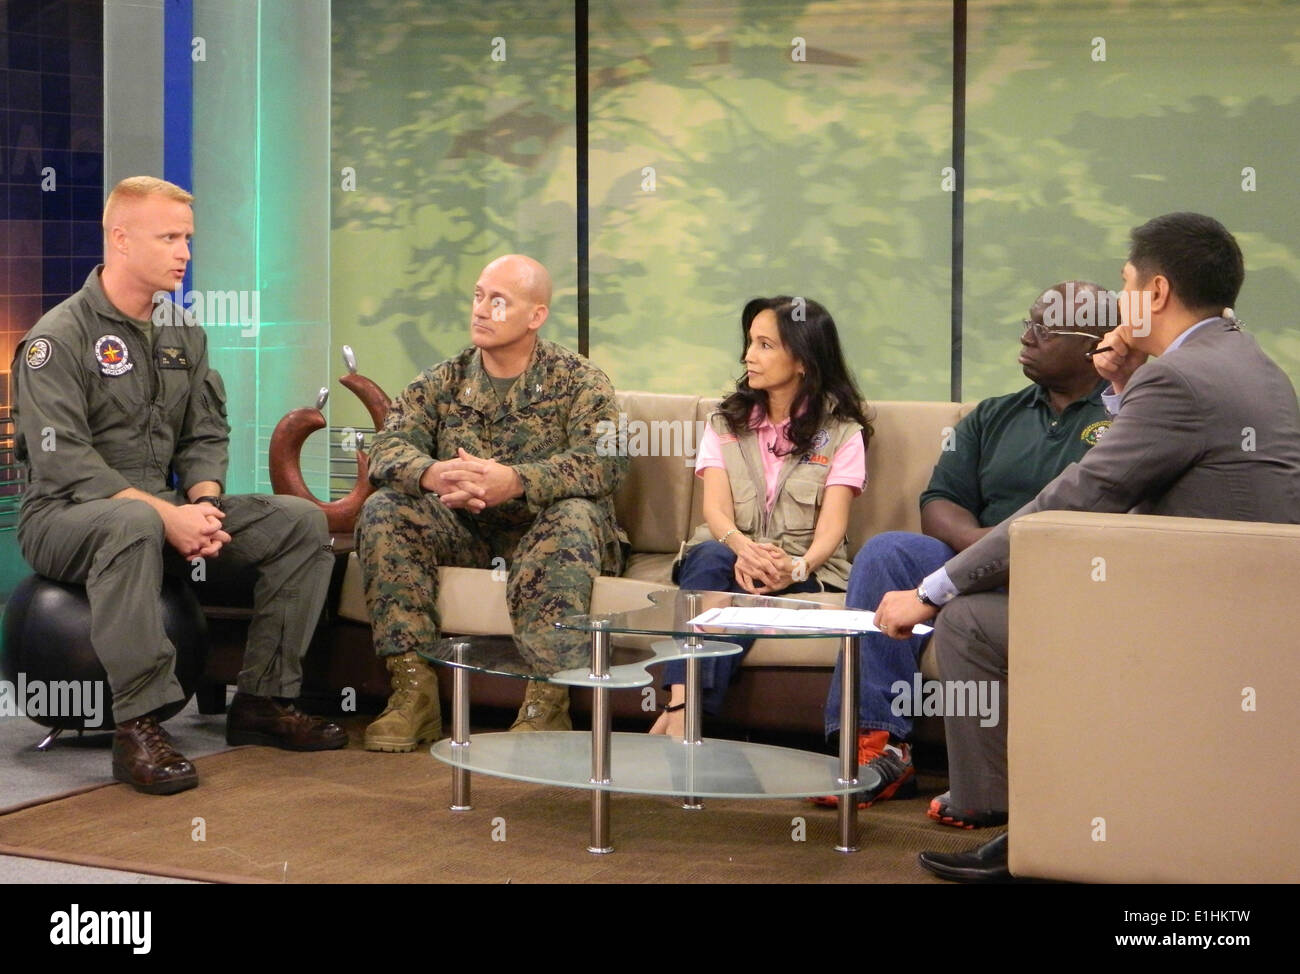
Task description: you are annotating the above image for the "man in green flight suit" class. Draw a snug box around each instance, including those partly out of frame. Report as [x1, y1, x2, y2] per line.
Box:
[14, 177, 345, 795]
[357, 254, 627, 751]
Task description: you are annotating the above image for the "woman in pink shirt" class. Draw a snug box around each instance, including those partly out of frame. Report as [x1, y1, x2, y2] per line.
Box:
[650, 296, 872, 736]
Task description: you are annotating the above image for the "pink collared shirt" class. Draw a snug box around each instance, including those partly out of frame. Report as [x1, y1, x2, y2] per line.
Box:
[695, 413, 866, 510]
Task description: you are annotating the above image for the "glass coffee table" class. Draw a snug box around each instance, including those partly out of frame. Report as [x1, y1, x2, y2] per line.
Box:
[424, 589, 879, 854]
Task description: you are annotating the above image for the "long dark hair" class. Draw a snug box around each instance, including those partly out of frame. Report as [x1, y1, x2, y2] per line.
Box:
[717, 295, 873, 457]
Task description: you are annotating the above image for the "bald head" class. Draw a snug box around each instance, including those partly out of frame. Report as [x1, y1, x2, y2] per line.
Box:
[470, 255, 552, 368]
[482, 254, 552, 308]
[1035, 280, 1117, 338]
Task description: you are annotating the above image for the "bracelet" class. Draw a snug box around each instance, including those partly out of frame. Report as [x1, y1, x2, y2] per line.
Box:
[717, 528, 740, 546]
[790, 557, 809, 583]
[663, 702, 685, 713]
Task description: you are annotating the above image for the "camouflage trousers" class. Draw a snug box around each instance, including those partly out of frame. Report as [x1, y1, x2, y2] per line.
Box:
[355, 488, 624, 674]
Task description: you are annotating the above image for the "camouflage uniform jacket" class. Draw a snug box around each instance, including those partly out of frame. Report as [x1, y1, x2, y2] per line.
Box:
[368, 338, 628, 535]
[13, 267, 229, 520]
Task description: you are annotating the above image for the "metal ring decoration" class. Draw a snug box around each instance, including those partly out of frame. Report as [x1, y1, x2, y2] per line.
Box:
[268, 346, 392, 533]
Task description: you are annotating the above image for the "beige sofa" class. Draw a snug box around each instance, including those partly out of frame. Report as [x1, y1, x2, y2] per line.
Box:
[334, 391, 971, 732]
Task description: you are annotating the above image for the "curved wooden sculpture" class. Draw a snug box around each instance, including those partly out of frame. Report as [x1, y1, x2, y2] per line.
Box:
[268, 346, 392, 533]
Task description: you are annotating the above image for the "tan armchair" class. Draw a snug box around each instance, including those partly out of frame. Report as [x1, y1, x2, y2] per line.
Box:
[1008, 510, 1300, 883]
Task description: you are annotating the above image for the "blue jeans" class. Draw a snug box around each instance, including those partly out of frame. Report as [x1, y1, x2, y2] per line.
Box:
[824, 531, 955, 741]
[664, 541, 822, 715]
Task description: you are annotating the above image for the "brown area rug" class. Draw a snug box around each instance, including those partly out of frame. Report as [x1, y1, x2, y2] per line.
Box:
[0, 734, 995, 884]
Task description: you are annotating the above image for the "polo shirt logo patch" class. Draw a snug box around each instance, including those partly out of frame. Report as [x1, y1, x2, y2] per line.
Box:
[25, 338, 51, 370]
[1081, 420, 1111, 446]
[95, 335, 133, 376]
[157, 346, 191, 369]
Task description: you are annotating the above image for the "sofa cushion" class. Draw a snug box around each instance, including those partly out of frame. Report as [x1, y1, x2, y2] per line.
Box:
[848, 400, 967, 548]
[612, 391, 702, 554]
[338, 556, 513, 635]
[620, 551, 678, 586]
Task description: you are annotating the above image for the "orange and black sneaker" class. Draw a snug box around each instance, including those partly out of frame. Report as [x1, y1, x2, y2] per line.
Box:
[810, 729, 917, 809]
[927, 790, 1008, 830]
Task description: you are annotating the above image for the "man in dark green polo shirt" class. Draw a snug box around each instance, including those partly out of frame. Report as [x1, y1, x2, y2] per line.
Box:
[13, 176, 345, 796]
[817, 281, 1116, 816]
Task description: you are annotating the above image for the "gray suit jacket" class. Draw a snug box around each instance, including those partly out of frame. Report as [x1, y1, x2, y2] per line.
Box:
[946, 318, 1300, 593]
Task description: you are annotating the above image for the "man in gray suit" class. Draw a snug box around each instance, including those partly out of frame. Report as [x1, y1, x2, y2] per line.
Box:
[873, 212, 1300, 881]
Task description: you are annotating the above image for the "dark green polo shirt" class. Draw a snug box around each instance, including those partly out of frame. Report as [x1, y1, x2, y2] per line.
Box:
[920, 382, 1112, 526]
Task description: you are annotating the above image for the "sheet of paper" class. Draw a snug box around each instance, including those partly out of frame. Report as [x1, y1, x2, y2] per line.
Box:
[688, 605, 933, 636]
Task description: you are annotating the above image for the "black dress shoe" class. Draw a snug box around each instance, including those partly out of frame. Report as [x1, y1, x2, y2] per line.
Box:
[918, 832, 1011, 883]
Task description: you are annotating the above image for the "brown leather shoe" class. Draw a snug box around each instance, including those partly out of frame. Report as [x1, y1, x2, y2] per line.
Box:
[112, 715, 199, 795]
[226, 692, 348, 751]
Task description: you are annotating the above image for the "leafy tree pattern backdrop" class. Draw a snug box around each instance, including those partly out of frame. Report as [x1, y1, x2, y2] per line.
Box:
[331, 0, 1299, 427]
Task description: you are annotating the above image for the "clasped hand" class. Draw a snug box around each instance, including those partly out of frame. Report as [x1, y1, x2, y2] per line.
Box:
[732, 538, 795, 595]
[165, 502, 229, 559]
[421, 447, 523, 512]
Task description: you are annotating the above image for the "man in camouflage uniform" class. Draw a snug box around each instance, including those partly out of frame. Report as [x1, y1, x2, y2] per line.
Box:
[357, 254, 626, 751]
[13, 177, 344, 796]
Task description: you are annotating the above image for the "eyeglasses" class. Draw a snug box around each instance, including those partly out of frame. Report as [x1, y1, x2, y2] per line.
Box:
[1021, 320, 1102, 343]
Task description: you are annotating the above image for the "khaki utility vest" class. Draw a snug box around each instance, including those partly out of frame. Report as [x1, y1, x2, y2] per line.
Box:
[682, 412, 862, 589]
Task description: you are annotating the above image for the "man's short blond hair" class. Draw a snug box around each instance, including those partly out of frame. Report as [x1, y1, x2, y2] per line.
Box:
[103, 176, 193, 230]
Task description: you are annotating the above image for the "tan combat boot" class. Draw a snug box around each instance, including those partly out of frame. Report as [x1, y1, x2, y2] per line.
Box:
[365, 651, 442, 752]
[509, 681, 572, 732]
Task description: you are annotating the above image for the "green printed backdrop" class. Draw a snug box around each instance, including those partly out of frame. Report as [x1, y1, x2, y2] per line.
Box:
[330, 1, 578, 413]
[331, 0, 1300, 429]
[962, 0, 1300, 399]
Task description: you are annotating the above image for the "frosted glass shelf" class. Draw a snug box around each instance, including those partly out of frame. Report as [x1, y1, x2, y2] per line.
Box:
[431, 732, 877, 800]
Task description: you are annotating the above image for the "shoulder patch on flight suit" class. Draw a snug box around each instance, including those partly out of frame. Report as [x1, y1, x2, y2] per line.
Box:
[157, 346, 191, 369]
[25, 339, 51, 370]
[94, 335, 133, 376]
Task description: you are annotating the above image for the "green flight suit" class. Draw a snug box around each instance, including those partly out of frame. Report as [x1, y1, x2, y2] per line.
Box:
[356, 338, 627, 674]
[13, 268, 333, 723]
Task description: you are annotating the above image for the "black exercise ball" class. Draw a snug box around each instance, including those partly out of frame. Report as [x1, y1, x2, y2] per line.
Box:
[0, 574, 209, 731]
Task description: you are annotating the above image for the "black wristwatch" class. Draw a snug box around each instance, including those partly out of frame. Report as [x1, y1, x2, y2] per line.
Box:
[195, 494, 224, 512]
[916, 584, 937, 607]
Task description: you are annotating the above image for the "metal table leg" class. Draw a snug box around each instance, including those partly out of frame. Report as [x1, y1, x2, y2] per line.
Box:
[836, 632, 860, 852]
[682, 591, 704, 809]
[588, 622, 613, 854]
[450, 641, 472, 811]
